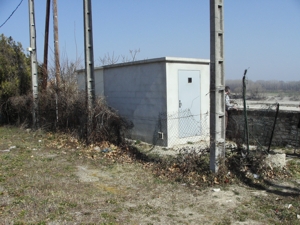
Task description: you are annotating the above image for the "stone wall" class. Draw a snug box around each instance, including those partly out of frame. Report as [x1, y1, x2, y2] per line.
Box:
[228, 109, 300, 148]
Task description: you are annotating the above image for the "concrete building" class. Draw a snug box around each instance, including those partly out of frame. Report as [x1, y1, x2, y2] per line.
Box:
[77, 57, 210, 147]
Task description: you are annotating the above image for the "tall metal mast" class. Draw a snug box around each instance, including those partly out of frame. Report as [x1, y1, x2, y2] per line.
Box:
[28, 0, 39, 128]
[83, 0, 95, 142]
[210, 0, 225, 172]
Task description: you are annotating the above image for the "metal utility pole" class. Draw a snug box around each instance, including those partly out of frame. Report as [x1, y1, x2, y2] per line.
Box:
[83, 0, 96, 143]
[42, 0, 51, 90]
[209, 0, 225, 172]
[53, 0, 61, 86]
[84, 0, 95, 108]
[28, 0, 39, 128]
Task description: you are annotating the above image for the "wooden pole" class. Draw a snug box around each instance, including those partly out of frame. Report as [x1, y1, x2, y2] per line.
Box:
[53, 0, 61, 86]
[42, 0, 51, 90]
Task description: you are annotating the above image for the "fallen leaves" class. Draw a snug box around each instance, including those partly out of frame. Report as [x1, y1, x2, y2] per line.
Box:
[214, 177, 219, 184]
[167, 164, 180, 173]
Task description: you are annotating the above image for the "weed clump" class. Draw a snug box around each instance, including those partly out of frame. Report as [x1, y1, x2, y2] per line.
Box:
[150, 149, 238, 188]
[1, 83, 131, 146]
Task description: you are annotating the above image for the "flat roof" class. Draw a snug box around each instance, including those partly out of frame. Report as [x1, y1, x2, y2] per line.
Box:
[77, 56, 210, 72]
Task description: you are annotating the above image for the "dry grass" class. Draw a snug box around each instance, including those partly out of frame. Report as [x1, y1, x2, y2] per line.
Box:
[1, 126, 300, 224]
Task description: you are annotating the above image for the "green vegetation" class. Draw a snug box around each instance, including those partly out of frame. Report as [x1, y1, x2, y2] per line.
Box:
[0, 34, 31, 103]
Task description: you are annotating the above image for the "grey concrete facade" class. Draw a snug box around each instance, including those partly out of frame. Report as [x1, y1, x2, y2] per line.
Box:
[77, 57, 210, 147]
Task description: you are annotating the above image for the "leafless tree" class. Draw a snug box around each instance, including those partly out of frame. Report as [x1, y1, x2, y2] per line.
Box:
[99, 52, 120, 65]
[98, 49, 141, 66]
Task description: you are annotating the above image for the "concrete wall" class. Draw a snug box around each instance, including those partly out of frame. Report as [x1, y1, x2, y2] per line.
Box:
[77, 69, 104, 96]
[165, 59, 210, 146]
[228, 109, 300, 148]
[274, 111, 300, 147]
[103, 61, 167, 144]
[77, 57, 211, 147]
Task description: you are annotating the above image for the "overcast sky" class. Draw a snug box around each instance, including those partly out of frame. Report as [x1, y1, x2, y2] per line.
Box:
[1, 0, 300, 81]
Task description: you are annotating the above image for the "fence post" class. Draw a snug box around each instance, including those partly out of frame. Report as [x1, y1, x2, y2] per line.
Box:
[268, 103, 279, 153]
[242, 70, 249, 154]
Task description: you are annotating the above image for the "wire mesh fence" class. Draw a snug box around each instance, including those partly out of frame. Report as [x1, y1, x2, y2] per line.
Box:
[2, 74, 299, 158]
[156, 109, 210, 151]
[228, 73, 300, 155]
[148, 72, 300, 157]
[226, 103, 280, 153]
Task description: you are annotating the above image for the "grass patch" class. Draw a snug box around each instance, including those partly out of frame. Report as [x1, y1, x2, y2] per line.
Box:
[287, 159, 300, 178]
[1, 126, 300, 224]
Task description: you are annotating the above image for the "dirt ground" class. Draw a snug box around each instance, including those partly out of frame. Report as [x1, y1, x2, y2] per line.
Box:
[1, 127, 300, 224]
[74, 163, 297, 225]
[73, 153, 300, 225]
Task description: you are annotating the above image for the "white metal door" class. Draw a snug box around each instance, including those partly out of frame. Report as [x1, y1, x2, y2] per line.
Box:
[178, 70, 201, 138]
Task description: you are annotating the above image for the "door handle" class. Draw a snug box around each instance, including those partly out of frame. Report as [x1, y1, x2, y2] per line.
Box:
[179, 100, 182, 108]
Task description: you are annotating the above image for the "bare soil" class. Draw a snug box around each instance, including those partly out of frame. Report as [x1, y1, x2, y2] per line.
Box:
[1, 127, 300, 224]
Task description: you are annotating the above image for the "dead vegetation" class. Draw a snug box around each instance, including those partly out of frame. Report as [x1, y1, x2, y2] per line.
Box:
[1, 81, 131, 147]
[1, 127, 300, 224]
[1, 68, 300, 223]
